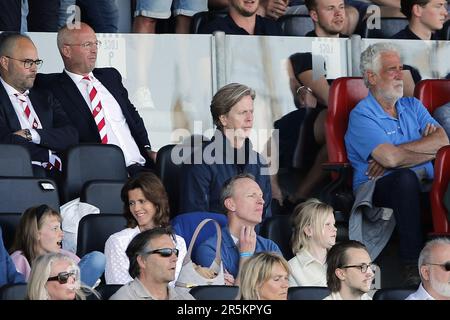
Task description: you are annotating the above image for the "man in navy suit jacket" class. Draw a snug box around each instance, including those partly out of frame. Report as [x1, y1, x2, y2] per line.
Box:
[36, 23, 155, 176]
[0, 32, 78, 176]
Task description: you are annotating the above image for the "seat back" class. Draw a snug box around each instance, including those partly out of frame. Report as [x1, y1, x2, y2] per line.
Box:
[259, 215, 293, 260]
[0, 144, 33, 177]
[279, 14, 314, 36]
[288, 286, 331, 300]
[326, 77, 368, 165]
[95, 284, 122, 300]
[190, 10, 228, 34]
[372, 287, 416, 300]
[0, 177, 60, 213]
[0, 283, 27, 300]
[171, 212, 228, 256]
[189, 285, 239, 300]
[430, 145, 450, 234]
[80, 180, 124, 214]
[61, 144, 128, 203]
[76, 214, 127, 257]
[414, 79, 450, 115]
[363, 17, 409, 38]
[0, 213, 21, 251]
[156, 144, 182, 217]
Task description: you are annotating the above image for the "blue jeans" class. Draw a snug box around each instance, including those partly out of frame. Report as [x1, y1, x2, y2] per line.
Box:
[78, 251, 106, 287]
[76, 0, 119, 32]
[135, 0, 208, 19]
[433, 102, 450, 139]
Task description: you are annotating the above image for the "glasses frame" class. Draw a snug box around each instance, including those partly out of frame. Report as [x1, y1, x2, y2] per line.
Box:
[340, 263, 377, 273]
[4, 56, 43, 69]
[426, 262, 450, 271]
[64, 40, 102, 49]
[140, 247, 179, 258]
[47, 271, 78, 284]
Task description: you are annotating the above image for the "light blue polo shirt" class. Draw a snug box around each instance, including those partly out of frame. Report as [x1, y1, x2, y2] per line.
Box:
[345, 93, 439, 190]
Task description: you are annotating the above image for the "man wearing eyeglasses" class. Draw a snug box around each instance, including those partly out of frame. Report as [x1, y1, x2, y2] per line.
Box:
[36, 22, 156, 177]
[324, 240, 375, 300]
[110, 227, 194, 300]
[406, 238, 450, 300]
[0, 32, 78, 176]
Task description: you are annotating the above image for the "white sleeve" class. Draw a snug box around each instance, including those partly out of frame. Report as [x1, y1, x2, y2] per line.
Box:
[169, 234, 187, 287]
[104, 234, 133, 285]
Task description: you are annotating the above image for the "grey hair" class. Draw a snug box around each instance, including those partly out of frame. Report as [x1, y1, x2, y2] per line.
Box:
[210, 83, 255, 130]
[220, 173, 256, 213]
[360, 42, 402, 87]
[418, 238, 450, 281]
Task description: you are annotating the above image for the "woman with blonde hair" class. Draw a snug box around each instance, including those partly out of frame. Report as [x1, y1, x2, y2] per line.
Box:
[288, 198, 337, 286]
[237, 252, 290, 300]
[27, 253, 95, 300]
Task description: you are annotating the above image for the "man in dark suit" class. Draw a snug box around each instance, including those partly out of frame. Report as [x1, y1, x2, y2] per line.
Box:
[0, 32, 78, 177]
[36, 22, 155, 176]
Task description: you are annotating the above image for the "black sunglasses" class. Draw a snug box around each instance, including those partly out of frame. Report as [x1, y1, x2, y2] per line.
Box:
[427, 261, 450, 271]
[47, 271, 77, 284]
[141, 248, 179, 258]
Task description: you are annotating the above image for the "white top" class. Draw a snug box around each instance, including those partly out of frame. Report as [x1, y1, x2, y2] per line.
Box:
[405, 283, 435, 300]
[324, 292, 372, 300]
[65, 70, 145, 166]
[288, 249, 327, 287]
[104, 226, 186, 286]
[0, 77, 41, 143]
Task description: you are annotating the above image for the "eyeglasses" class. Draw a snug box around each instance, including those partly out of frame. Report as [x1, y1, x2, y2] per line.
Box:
[340, 263, 377, 273]
[64, 40, 102, 49]
[47, 271, 77, 284]
[426, 261, 450, 272]
[141, 248, 179, 258]
[5, 56, 43, 69]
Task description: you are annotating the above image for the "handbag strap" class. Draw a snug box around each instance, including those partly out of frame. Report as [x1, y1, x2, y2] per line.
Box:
[184, 218, 222, 266]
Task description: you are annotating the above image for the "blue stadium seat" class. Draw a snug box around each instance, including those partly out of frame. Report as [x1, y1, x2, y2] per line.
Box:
[190, 285, 239, 300]
[278, 14, 314, 36]
[288, 286, 331, 300]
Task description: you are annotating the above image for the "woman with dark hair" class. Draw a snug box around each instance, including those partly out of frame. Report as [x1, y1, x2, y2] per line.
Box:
[105, 172, 186, 285]
[10, 205, 105, 287]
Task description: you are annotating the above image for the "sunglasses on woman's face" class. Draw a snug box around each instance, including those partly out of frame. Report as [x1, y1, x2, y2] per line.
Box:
[47, 271, 77, 284]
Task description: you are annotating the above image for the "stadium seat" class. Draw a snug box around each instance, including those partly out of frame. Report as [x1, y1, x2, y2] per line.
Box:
[0, 213, 21, 251]
[362, 17, 409, 38]
[288, 286, 331, 300]
[259, 215, 293, 260]
[321, 77, 368, 214]
[372, 287, 416, 300]
[414, 79, 450, 115]
[80, 180, 124, 214]
[60, 144, 128, 204]
[171, 212, 227, 257]
[278, 14, 314, 36]
[190, 10, 228, 34]
[76, 214, 127, 257]
[0, 283, 27, 300]
[0, 144, 33, 177]
[429, 145, 450, 234]
[189, 285, 239, 300]
[92, 284, 122, 300]
[0, 177, 60, 214]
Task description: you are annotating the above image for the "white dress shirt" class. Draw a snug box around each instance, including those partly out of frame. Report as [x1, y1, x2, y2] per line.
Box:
[104, 226, 187, 286]
[406, 283, 435, 300]
[64, 70, 145, 166]
[288, 249, 327, 287]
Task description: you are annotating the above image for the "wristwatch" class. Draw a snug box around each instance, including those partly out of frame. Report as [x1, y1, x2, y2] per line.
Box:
[24, 129, 32, 142]
[144, 145, 152, 151]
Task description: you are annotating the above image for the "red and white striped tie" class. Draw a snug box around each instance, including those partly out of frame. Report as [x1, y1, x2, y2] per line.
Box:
[82, 76, 108, 144]
[15, 93, 40, 129]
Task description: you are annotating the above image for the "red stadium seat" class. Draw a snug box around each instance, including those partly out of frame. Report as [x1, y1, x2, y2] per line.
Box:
[414, 79, 450, 115]
[430, 145, 450, 235]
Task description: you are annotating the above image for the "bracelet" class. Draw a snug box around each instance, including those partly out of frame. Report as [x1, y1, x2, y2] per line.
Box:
[239, 252, 253, 258]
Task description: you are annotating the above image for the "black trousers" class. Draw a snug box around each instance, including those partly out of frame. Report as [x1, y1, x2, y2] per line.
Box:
[0, 0, 21, 31]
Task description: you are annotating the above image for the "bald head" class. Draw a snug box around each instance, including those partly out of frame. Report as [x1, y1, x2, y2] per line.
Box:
[0, 32, 33, 57]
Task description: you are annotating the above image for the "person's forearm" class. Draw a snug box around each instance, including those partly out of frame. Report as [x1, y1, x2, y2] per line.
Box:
[399, 128, 449, 155]
[372, 143, 435, 169]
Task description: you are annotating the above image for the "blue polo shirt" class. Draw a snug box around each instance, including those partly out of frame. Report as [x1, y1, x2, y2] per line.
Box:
[345, 93, 439, 190]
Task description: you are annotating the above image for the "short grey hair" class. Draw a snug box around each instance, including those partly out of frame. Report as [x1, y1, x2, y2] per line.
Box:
[418, 238, 450, 281]
[220, 173, 256, 213]
[360, 42, 402, 87]
[210, 83, 255, 131]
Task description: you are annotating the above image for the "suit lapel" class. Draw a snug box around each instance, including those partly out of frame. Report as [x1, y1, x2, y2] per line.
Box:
[0, 82, 21, 131]
[28, 90, 49, 128]
[59, 71, 94, 122]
